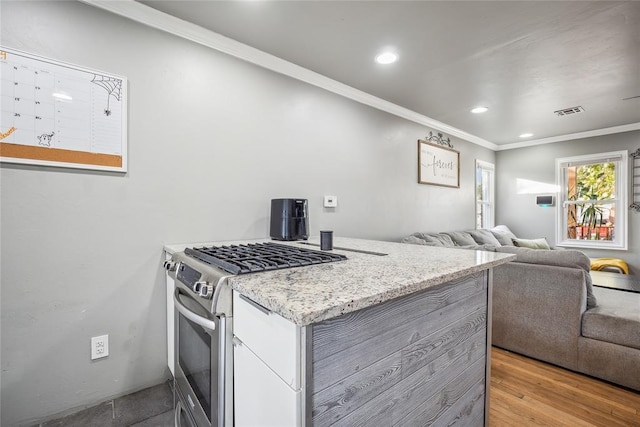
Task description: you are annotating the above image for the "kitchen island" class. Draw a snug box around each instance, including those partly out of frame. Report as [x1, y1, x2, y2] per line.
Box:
[165, 237, 515, 426]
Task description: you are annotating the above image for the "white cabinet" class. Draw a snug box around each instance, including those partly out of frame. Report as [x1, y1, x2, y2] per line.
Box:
[233, 291, 304, 426]
[233, 292, 302, 388]
[164, 251, 175, 376]
[234, 340, 300, 427]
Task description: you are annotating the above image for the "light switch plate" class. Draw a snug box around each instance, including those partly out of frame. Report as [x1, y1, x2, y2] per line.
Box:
[324, 195, 338, 208]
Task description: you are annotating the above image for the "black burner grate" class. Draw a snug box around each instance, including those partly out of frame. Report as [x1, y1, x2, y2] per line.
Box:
[184, 242, 347, 275]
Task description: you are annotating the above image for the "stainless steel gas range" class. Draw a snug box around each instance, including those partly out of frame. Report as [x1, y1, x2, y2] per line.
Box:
[164, 242, 346, 427]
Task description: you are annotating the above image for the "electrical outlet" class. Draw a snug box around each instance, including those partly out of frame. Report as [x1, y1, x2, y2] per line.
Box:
[91, 335, 109, 360]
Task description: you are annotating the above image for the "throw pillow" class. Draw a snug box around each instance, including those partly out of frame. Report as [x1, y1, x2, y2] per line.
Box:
[512, 237, 551, 250]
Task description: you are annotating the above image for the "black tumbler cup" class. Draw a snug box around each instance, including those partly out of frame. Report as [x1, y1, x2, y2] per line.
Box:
[320, 230, 333, 250]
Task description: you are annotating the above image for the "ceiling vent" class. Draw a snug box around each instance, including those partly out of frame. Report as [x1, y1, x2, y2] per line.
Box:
[554, 106, 585, 116]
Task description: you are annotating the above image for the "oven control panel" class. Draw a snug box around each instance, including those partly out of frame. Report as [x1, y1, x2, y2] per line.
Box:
[177, 263, 201, 288]
[177, 263, 214, 299]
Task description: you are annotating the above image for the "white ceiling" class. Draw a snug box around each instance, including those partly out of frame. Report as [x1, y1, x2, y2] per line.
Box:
[134, 1, 640, 148]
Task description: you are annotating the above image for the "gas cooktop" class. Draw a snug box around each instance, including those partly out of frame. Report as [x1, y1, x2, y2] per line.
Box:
[184, 242, 347, 275]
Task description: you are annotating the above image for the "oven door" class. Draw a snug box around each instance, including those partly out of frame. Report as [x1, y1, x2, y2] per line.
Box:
[174, 287, 226, 427]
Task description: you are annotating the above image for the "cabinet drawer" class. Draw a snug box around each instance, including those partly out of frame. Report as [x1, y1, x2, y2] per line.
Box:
[234, 339, 301, 427]
[233, 291, 301, 389]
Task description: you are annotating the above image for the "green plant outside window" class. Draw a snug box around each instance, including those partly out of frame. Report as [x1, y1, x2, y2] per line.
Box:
[567, 163, 616, 241]
[557, 150, 628, 250]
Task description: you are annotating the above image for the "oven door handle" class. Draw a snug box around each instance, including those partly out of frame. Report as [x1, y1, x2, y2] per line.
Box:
[173, 288, 217, 332]
[175, 399, 195, 427]
[175, 400, 184, 427]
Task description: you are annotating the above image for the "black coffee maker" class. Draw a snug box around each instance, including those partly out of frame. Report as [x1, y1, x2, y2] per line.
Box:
[270, 198, 309, 241]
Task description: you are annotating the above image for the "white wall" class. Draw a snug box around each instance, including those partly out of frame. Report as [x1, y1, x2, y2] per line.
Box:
[0, 2, 494, 424]
[495, 130, 640, 274]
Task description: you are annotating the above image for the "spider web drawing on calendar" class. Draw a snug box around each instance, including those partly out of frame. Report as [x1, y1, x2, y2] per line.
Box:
[91, 74, 122, 116]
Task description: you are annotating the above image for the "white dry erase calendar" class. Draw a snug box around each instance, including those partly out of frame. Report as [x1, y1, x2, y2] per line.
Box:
[0, 47, 127, 172]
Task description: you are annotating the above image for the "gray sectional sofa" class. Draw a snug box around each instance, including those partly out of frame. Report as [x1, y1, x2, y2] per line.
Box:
[402, 226, 640, 391]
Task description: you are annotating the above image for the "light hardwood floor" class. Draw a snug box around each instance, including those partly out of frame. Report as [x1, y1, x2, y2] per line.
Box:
[490, 347, 640, 426]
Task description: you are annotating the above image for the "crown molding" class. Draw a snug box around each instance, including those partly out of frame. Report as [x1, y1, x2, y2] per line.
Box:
[496, 122, 640, 151]
[78, 0, 636, 153]
[78, 0, 498, 151]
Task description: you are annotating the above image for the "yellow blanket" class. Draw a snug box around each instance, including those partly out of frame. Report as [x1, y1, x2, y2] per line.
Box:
[590, 257, 629, 274]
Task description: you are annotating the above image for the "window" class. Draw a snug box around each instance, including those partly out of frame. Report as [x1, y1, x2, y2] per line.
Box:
[556, 151, 628, 250]
[476, 160, 495, 229]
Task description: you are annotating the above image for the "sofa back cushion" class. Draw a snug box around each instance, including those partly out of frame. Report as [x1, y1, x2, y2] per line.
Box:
[496, 246, 588, 269]
[496, 246, 597, 308]
[468, 229, 502, 246]
[491, 225, 517, 246]
[443, 231, 477, 246]
[405, 233, 456, 247]
[401, 235, 439, 246]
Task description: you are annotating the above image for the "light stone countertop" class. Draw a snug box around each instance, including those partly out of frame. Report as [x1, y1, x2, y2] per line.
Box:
[165, 236, 515, 326]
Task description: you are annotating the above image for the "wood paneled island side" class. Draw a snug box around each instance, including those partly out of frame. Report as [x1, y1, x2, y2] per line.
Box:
[228, 237, 514, 426]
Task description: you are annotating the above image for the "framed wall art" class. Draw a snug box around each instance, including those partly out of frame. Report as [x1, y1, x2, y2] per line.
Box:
[418, 139, 460, 188]
[631, 148, 640, 212]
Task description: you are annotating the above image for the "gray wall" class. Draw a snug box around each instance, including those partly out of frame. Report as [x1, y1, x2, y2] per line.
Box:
[496, 130, 640, 274]
[0, 2, 494, 425]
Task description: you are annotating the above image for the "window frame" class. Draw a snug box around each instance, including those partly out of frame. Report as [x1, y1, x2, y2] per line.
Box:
[556, 150, 628, 250]
[475, 160, 495, 229]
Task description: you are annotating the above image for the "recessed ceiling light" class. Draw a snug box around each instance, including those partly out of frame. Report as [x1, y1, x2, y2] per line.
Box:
[519, 133, 534, 138]
[471, 106, 488, 114]
[375, 52, 398, 65]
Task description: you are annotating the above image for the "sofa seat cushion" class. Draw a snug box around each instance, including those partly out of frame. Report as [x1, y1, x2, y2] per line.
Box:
[582, 287, 640, 350]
